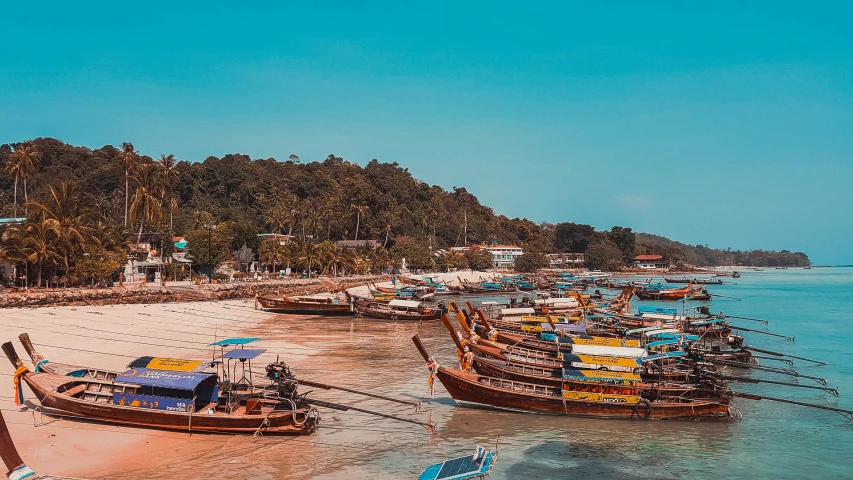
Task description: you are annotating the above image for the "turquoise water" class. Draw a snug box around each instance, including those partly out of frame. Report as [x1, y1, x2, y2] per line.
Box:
[398, 268, 853, 479]
[146, 269, 851, 479]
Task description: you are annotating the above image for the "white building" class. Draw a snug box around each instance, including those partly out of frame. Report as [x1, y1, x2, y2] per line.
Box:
[450, 243, 524, 268]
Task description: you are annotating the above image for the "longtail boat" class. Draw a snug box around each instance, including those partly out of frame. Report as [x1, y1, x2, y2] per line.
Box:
[418, 445, 498, 480]
[413, 335, 729, 419]
[252, 287, 354, 315]
[664, 278, 724, 285]
[0, 409, 87, 479]
[5, 342, 319, 435]
[356, 299, 442, 321]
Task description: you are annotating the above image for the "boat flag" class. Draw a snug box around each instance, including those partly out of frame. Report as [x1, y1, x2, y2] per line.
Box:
[473, 445, 486, 461]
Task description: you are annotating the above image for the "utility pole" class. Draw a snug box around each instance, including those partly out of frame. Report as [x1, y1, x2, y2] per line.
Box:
[463, 211, 467, 246]
[204, 224, 217, 282]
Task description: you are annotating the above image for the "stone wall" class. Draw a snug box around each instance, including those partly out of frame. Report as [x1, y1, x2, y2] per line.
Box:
[0, 275, 390, 308]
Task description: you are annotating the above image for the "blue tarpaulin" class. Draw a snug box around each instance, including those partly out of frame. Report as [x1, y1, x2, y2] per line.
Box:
[220, 348, 266, 360]
[210, 337, 260, 346]
[116, 368, 216, 390]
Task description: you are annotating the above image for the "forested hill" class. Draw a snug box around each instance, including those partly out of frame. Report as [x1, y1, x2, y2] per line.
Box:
[0, 137, 809, 269]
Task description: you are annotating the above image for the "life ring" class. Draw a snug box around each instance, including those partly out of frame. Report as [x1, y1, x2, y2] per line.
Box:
[632, 399, 651, 419]
[187, 403, 195, 413]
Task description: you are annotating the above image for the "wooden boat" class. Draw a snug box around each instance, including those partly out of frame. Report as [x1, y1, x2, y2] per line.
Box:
[635, 284, 702, 301]
[413, 336, 729, 419]
[0, 410, 87, 479]
[418, 446, 497, 480]
[253, 288, 354, 315]
[664, 278, 723, 285]
[4, 342, 318, 435]
[356, 299, 441, 321]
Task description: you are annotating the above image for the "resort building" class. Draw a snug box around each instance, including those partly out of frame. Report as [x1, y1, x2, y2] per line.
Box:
[452, 243, 525, 268]
[545, 253, 585, 269]
[633, 254, 668, 269]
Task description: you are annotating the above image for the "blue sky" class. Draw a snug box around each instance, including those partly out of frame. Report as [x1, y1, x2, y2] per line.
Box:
[2, 2, 851, 264]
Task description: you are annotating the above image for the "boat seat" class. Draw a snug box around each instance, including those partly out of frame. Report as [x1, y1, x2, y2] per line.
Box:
[62, 384, 88, 397]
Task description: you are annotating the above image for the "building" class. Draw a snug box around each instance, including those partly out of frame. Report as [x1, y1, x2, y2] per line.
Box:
[0, 218, 26, 284]
[545, 253, 584, 269]
[452, 243, 524, 268]
[633, 254, 668, 269]
[123, 233, 167, 282]
[335, 240, 379, 250]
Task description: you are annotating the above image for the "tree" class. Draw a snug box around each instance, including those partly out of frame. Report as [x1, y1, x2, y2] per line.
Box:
[258, 237, 287, 272]
[157, 153, 180, 229]
[464, 249, 493, 271]
[6, 143, 42, 217]
[584, 239, 624, 271]
[116, 142, 139, 227]
[129, 164, 163, 243]
[554, 223, 595, 253]
[352, 204, 369, 241]
[607, 226, 636, 262]
[29, 180, 92, 278]
[186, 228, 229, 272]
[391, 237, 432, 270]
[514, 252, 547, 273]
[20, 220, 60, 287]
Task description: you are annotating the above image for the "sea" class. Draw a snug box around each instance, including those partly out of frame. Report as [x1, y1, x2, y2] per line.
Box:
[130, 268, 853, 479]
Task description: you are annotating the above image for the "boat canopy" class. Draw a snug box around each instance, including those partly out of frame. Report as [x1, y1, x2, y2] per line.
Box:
[210, 337, 259, 346]
[499, 307, 535, 315]
[127, 356, 206, 372]
[640, 351, 687, 362]
[116, 368, 217, 390]
[641, 313, 683, 321]
[479, 301, 500, 306]
[570, 344, 648, 358]
[220, 349, 266, 360]
[625, 326, 666, 335]
[642, 328, 684, 337]
[533, 298, 578, 306]
[389, 299, 422, 308]
[638, 306, 678, 315]
[562, 368, 641, 381]
[544, 323, 586, 333]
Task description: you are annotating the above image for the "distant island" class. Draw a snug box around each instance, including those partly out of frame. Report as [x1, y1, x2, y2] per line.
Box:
[0, 138, 809, 285]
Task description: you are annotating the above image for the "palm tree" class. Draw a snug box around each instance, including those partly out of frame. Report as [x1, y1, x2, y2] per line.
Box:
[258, 237, 286, 273]
[21, 220, 60, 288]
[157, 154, 180, 230]
[116, 142, 138, 227]
[29, 180, 93, 278]
[6, 143, 42, 217]
[129, 164, 163, 243]
[351, 204, 369, 241]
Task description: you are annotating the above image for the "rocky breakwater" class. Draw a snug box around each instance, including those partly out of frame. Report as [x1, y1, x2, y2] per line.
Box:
[0, 275, 391, 308]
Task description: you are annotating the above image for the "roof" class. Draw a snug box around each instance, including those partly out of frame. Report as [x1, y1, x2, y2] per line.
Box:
[220, 348, 266, 360]
[335, 240, 379, 248]
[634, 254, 663, 261]
[570, 344, 647, 358]
[210, 337, 259, 346]
[389, 299, 422, 308]
[499, 307, 536, 315]
[116, 368, 216, 390]
[0, 217, 26, 225]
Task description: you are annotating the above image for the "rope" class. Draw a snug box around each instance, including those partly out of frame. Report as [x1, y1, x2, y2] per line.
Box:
[34, 359, 49, 372]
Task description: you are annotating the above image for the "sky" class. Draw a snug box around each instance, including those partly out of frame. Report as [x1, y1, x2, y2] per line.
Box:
[2, 2, 851, 264]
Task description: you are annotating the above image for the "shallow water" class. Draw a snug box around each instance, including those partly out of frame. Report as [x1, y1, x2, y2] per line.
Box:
[111, 268, 853, 479]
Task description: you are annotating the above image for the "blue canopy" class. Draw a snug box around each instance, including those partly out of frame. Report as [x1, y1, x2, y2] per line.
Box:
[116, 368, 216, 390]
[210, 337, 259, 346]
[220, 348, 266, 360]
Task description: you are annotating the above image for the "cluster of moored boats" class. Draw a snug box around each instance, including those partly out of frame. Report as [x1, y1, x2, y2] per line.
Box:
[410, 286, 851, 422]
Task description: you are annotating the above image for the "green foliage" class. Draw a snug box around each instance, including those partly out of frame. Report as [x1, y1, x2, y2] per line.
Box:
[391, 237, 433, 270]
[76, 250, 122, 285]
[607, 226, 636, 261]
[584, 239, 624, 271]
[514, 252, 547, 272]
[554, 223, 595, 253]
[185, 228, 230, 272]
[464, 249, 493, 271]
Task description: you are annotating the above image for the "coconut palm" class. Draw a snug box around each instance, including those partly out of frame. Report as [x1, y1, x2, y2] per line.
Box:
[157, 154, 180, 230]
[20, 220, 60, 288]
[258, 237, 287, 273]
[129, 164, 163, 243]
[6, 143, 42, 217]
[116, 142, 139, 227]
[29, 180, 93, 277]
[351, 204, 369, 241]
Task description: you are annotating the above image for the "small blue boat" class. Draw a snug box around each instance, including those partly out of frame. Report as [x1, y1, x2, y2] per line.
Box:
[418, 446, 497, 480]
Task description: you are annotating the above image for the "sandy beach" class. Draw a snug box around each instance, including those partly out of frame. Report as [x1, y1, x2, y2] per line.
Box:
[0, 271, 494, 478]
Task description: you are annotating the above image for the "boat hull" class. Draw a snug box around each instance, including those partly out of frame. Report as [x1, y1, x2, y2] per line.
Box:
[256, 296, 354, 315]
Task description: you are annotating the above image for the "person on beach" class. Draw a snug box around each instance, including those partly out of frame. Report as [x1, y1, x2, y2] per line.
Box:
[426, 357, 439, 397]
